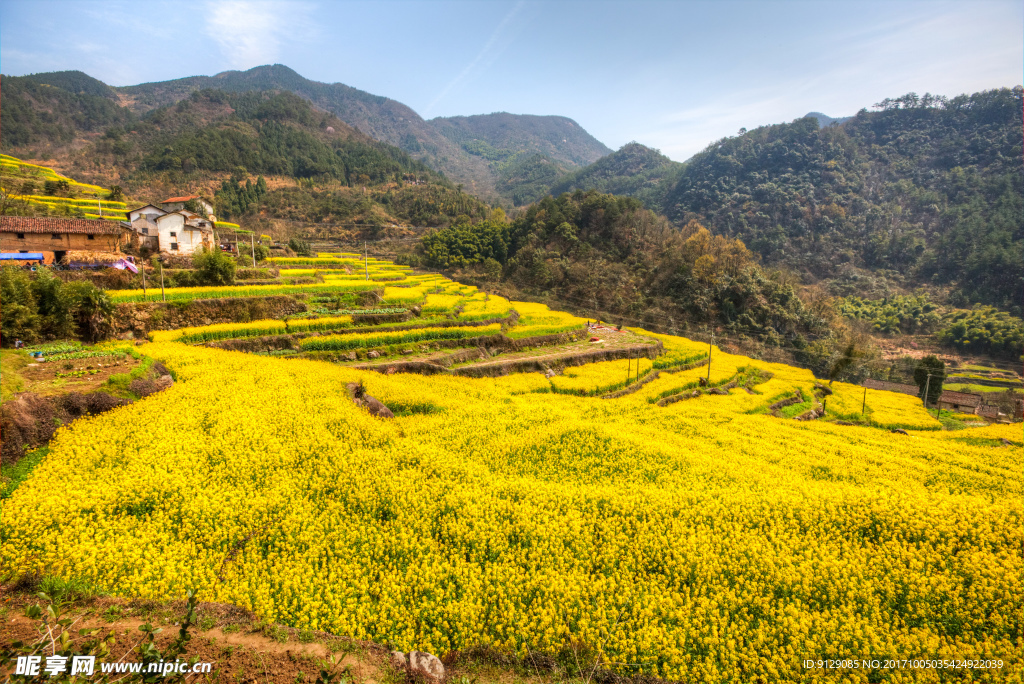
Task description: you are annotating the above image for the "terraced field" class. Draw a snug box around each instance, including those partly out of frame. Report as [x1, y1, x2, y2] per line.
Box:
[3, 258, 1020, 683]
[1, 155, 127, 219]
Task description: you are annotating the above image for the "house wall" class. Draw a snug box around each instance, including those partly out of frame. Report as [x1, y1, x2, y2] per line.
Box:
[156, 214, 185, 253]
[131, 218, 161, 250]
[0, 232, 121, 253]
[162, 200, 213, 216]
[129, 207, 166, 223]
[155, 214, 210, 255]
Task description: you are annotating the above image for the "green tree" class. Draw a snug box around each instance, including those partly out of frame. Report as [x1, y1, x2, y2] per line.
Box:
[70, 282, 115, 343]
[192, 247, 237, 285]
[913, 355, 946, 406]
[0, 265, 41, 344]
[30, 267, 79, 339]
[288, 237, 313, 257]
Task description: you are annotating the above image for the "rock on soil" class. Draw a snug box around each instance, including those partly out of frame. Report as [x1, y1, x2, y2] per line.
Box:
[389, 651, 408, 671]
[407, 651, 444, 682]
[363, 395, 394, 418]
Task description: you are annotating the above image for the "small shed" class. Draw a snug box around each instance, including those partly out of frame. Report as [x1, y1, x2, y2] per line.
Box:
[937, 390, 982, 413]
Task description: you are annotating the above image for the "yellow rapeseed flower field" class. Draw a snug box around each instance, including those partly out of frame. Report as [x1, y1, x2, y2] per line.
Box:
[2, 318, 1020, 682]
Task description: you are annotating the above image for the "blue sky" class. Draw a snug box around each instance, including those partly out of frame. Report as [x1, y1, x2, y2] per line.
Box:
[1, 0, 1021, 161]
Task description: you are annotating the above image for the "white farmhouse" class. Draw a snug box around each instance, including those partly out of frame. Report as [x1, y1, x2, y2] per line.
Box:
[160, 195, 215, 219]
[155, 210, 214, 255]
[127, 203, 167, 251]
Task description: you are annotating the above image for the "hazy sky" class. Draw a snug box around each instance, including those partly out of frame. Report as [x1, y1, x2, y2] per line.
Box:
[1, 0, 1021, 160]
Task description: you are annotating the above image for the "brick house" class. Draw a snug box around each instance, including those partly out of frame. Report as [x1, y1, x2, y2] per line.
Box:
[0, 216, 130, 263]
[937, 390, 982, 413]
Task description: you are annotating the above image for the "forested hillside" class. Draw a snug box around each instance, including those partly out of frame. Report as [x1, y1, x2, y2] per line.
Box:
[540, 88, 1022, 313]
[1, 72, 133, 147]
[416, 190, 856, 375]
[547, 142, 683, 210]
[661, 88, 1024, 312]
[1, 80, 491, 231]
[3, 66, 613, 205]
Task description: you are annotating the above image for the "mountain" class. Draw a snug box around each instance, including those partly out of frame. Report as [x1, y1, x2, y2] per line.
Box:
[429, 112, 610, 167]
[546, 142, 684, 211]
[2, 71, 134, 147]
[506, 90, 1022, 313]
[111, 65, 608, 203]
[805, 111, 851, 128]
[1, 81, 492, 233]
[663, 88, 1024, 312]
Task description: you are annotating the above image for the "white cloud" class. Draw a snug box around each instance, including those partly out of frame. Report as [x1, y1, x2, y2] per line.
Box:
[204, 0, 314, 71]
[424, 1, 530, 117]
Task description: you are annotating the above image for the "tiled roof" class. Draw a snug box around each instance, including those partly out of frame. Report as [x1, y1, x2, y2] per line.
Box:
[939, 391, 982, 408]
[0, 216, 126, 235]
[863, 379, 919, 395]
[161, 195, 202, 203]
[130, 204, 167, 214]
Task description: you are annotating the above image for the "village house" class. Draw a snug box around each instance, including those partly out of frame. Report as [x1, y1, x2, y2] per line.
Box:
[126, 203, 167, 251]
[0, 216, 130, 264]
[937, 390, 982, 413]
[160, 195, 214, 219]
[154, 210, 214, 255]
[976, 404, 1001, 421]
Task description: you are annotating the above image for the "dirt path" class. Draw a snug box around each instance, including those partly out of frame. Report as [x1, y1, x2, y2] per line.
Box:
[1, 594, 381, 684]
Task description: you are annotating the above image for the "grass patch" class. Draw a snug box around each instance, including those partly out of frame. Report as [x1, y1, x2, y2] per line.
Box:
[1, 349, 31, 401]
[386, 400, 445, 417]
[37, 574, 107, 604]
[1, 446, 50, 499]
[104, 354, 155, 398]
[780, 389, 814, 418]
[943, 383, 1016, 393]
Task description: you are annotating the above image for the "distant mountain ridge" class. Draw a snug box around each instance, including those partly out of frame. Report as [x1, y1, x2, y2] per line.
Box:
[805, 111, 852, 128]
[547, 142, 683, 209]
[107, 65, 609, 202]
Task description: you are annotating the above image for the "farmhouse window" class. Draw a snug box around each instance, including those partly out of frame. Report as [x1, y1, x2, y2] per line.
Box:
[19, 250, 28, 253]
[171, 243, 179, 251]
[87, 235, 95, 240]
[51, 233, 61, 240]
[170, 231, 177, 237]
[16, 233, 25, 239]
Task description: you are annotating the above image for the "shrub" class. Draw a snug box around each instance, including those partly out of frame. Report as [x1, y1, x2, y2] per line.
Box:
[192, 247, 237, 286]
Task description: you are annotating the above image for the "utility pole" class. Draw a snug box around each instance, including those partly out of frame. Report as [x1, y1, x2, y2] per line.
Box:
[923, 373, 932, 410]
[364, 241, 369, 280]
[159, 260, 166, 302]
[862, 387, 867, 416]
[250, 233, 256, 269]
[626, 352, 631, 386]
[707, 331, 714, 383]
[141, 260, 147, 302]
